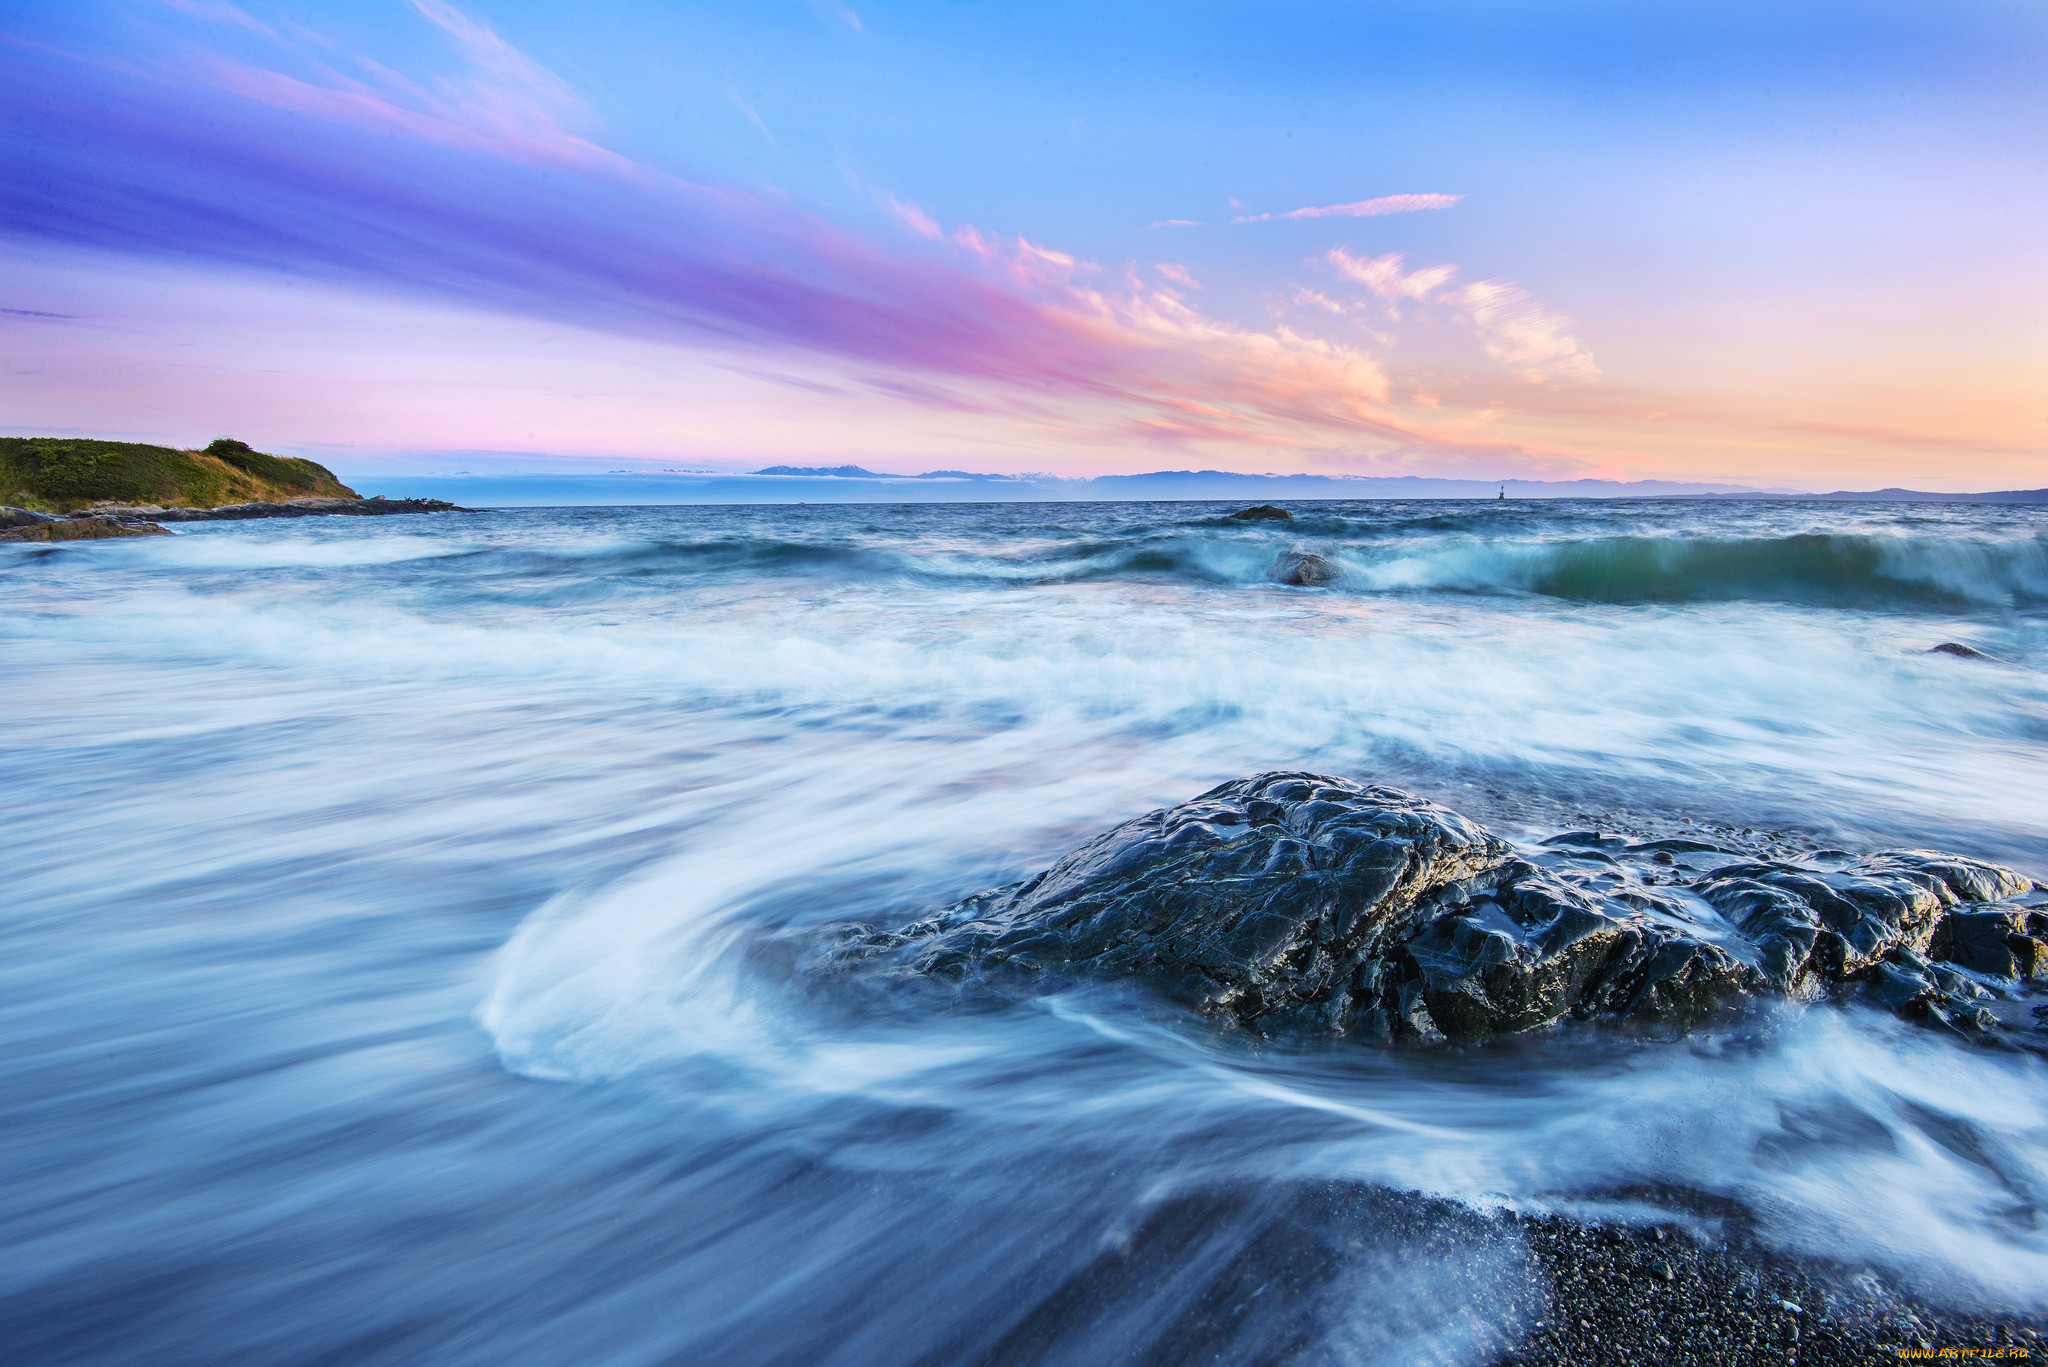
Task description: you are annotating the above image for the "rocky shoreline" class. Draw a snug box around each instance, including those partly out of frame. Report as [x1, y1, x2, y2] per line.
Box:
[1502, 1200, 2041, 1365]
[815, 774, 2048, 1361]
[120, 495, 468, 521]
[998, 1175, 2042, 1364]
[1, 496, 467, 541]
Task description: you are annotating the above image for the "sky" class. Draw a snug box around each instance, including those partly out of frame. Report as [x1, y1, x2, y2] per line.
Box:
[3, 0, 2045, 489]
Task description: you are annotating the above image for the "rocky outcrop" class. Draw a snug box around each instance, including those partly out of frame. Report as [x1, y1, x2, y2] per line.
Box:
[121, 496, 465, 520]
[0, 512, 171, 542]
[1228, 504, 1293, 521]
[3, 494, 468, 542]
[826, 773, 2045, 1047]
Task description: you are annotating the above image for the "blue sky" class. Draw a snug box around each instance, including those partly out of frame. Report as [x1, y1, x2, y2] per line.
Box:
[4, 0, 2044, 486]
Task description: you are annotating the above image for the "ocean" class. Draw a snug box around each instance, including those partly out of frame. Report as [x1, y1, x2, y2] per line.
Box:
[4, 497, 2045, 1364]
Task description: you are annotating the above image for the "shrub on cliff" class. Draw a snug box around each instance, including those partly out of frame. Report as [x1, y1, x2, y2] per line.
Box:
[203, 437, 330, 492]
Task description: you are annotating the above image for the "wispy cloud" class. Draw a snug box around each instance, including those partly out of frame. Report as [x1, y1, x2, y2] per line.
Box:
[727, 88, 779, 147]
[1154, 263, 1201, 289]
[1235, 192, 1461, 224]
[833, 4, 864, 34]
[1146, 219, 1203, 229]
[1325, 249, 1597, 384]
[884, 194, 943, 239]
[155, 0, 276, 37]
[0, 1, 1538, 464]
[1460, 280, 1600, 385]
[1328, 249, 1459, 302]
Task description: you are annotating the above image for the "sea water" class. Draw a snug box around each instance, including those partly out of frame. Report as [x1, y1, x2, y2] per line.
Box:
[3, 498, 2045, 1365]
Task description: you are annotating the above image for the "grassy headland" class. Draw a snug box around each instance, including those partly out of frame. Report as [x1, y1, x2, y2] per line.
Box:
[0, 438, 357, 514]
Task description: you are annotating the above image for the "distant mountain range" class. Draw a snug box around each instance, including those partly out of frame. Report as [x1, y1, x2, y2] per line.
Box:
[742, 467, 2048, 502]
[743, 467, 1771, 498]
[345, 463, 2048, 507]
[1805, 486, 2048, 503]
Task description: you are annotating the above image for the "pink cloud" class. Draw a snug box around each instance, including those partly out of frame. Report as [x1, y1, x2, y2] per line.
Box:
[205, 38, 633, 176]
[1327, 249, 1460, 302]
[1154, 263, 1201, 289]
[1325, 250, 1597, 385]
[1460, 281, 1600, 384]
[154, 0, 276, 36]
[1235, 192, 1462, 224]
[15, 0, 1561, 469]
[885, 195, 943, 239]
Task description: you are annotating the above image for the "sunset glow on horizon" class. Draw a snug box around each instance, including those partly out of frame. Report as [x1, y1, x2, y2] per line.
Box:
[4, 0, 2044, 491]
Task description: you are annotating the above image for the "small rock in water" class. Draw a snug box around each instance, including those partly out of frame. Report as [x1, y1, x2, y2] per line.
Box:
[1227, 504, 1293, 521]
[1273, 550, 1337, 586]
[1929, 641, 1999, 661]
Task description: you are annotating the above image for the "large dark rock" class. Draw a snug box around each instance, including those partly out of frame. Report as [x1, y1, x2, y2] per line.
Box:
[839, 774, 1510, 1034]
[1228, 504, 1293, 521]
[827, 773, 2043, 1047]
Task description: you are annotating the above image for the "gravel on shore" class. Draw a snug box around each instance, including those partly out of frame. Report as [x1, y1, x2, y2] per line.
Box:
[1498, 1206, 2041, 1365]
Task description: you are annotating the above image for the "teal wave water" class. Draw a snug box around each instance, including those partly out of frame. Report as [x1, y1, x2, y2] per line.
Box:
[3, 498, 2045, 1364]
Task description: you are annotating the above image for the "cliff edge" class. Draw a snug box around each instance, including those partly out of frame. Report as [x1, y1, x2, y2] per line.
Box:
[0, 437, 357, 514]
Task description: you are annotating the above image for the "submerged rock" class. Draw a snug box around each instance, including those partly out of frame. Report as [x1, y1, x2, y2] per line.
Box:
[1929, 641, 2001, 661]
[1273, 551, 1338, 586]
[1228, 504, 1293, 521]
[827, 772, 2044, 1047]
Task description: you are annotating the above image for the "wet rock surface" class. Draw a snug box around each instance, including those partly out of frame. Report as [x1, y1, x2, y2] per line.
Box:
[828, 772, 2046, 1047]
[1227, 504, 1293, 520]
[0, 513, 172, 542]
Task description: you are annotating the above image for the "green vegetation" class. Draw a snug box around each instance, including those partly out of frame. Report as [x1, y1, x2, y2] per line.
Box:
[0, 437, 356, 513]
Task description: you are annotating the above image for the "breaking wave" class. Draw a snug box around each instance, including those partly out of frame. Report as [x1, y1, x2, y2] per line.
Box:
[1346, 531, 2048, 609]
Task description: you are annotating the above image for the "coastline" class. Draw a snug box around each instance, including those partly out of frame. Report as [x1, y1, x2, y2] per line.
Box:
[0, 496, 466, 541]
